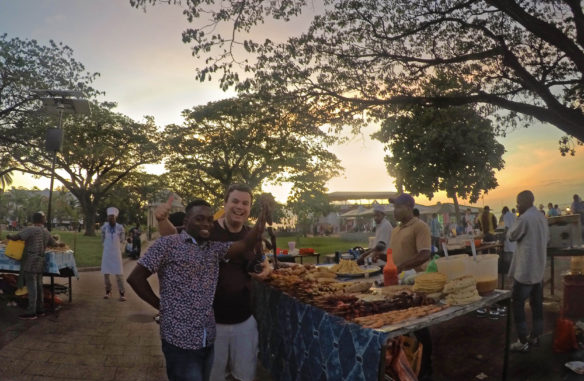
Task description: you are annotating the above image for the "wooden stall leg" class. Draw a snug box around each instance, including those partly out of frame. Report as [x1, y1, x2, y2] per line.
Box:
[50, 275, 55, 312]
[502, 297, 511, 381]
[68, 275, 72, 303]
[550, 256, 555, 296]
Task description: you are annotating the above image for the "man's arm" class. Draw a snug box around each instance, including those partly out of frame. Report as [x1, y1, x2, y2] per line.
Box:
[508, 218, 526, 242]
[158, 218, 177, 236]
[155, 196, 178, 236]
[127, 263, 160, 310]
[226, 210, 267, 260]
[397, 249, 431, 273]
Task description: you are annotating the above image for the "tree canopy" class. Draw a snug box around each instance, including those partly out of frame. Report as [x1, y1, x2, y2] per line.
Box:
[10, 102, 163, 235]
[162, 94, 341, 205]
[374, 104, 505, 216]
[0, 34, 100, 139]
[131, 0, 584, 149]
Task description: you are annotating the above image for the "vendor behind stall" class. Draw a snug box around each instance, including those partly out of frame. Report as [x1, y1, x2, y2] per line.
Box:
[388, 193, 433, 381]
[389, 193, 431, 273]
[356, 204, 392, 266]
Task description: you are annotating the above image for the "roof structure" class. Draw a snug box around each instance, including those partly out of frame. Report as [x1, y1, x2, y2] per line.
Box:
[327, 191, 398, 202]
[339, 202, 482, 218]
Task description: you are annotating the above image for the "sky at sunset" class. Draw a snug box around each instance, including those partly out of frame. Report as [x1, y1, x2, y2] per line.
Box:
[2, 1, 583, 215]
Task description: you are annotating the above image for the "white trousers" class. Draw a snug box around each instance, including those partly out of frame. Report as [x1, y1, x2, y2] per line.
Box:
[210, 315, 258, 381]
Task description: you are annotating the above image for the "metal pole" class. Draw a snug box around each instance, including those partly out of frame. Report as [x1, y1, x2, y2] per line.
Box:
[46, 152, 57, 231]
[46, 106, 64, 231]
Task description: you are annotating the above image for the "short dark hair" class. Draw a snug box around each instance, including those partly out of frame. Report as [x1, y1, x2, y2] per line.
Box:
[224, 183, 253, 203]
[168, 211, 186, 227]
[32, 212, 45, 224]
[185, 199, 211, 215]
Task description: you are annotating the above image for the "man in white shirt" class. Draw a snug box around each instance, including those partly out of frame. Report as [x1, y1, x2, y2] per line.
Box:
[508, 190, 549, 352]
[357, 204, 393, 265]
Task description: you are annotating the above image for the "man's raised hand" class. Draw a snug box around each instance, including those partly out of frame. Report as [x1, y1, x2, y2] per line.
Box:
[155, 195, 174, 222]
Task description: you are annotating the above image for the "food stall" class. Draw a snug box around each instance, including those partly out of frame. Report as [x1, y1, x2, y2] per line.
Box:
[0, 244, 79, 307]
[253, 261, 511, 381]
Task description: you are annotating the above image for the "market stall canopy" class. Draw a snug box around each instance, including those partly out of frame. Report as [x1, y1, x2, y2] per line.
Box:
[327, 191, 398, 202]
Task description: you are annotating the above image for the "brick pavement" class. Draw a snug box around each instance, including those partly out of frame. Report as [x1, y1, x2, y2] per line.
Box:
[0, 257, 166, 381]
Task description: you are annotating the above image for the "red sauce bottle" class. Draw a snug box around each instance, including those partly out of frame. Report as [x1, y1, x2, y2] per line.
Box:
[383, 249, 398, 286]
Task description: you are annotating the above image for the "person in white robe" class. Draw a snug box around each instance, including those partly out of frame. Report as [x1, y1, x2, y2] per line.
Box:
[101, 207, 126, 301]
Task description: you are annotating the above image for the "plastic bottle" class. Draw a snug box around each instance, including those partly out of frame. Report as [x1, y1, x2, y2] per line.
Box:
[383, 249, 398, 286]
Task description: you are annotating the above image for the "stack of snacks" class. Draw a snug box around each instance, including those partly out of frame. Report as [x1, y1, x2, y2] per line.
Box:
[412, 272, 447, 294]
[443, 275, 481, 305]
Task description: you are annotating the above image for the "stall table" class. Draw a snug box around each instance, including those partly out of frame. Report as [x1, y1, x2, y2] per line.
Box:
[547, 246, 584, 295]
[253, 280, 511, 381]
[0, 248, 79, 308]
[269, 252, 321, 264]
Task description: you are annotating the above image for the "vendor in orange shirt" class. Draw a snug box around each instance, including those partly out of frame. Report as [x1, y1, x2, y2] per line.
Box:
[389, 193, 432, 273]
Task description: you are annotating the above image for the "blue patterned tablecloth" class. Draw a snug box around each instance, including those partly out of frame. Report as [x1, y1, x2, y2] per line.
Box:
[0, 248, 79, 278]
[253, 281, 389, 381]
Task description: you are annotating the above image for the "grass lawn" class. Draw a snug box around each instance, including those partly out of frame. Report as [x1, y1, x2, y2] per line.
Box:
[2, 230, 368, 268]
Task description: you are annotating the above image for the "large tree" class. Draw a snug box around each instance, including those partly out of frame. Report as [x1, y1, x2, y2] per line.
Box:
[9, 102, 163, 235]
[373, 104, 505, 222]
[132, 0, 584, 149]
[163, 94, 341, 205]
[0, 34, 100, 141]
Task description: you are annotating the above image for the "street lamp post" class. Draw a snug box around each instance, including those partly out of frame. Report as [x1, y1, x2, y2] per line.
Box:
[33, 90, 90, 231]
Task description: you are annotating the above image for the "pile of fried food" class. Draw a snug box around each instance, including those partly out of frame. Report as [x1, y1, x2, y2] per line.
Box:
[412, 272, 447, 294]
[330, 259, 370, 274]
[265, 264, 440, 327]
[354, 304, 449, 329]
[443, 275, 481, 305]
[46, 244, 71, 252]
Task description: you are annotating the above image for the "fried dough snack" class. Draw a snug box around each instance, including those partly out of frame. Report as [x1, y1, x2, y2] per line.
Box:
[353, 304, 448, 329]
[412, 272, 447, 293]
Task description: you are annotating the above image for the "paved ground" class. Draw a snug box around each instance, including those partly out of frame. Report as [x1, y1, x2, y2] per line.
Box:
[0, 246, 583, 380]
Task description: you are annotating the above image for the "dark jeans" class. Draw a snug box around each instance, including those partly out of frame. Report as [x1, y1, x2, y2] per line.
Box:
[511, 280, 544, 342]
[23, 271, 44, 315]
[161, 340, 214, 381]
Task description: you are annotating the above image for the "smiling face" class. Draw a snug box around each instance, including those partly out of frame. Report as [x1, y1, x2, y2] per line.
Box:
[224, 189, 252, 230]
[184, 205, 214, 241]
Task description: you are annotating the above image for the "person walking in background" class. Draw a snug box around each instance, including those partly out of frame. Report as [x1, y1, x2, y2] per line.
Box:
[478, 206, 497, 242]
[508, 190, 549, 352]
[428, 213, 442, 254]
[129, 224, 142, 259]
[500, 206, 517, 287]
[571, 194, 584, 239]
[101, 207, 126, 301]
[462, 208, 475, 234]
[547, 202, 560, 217]
[127, 199, 267, 381]
[6, 212, 60, 319]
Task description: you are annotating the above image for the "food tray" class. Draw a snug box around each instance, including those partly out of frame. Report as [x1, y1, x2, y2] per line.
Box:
[336, 265, 382, 278]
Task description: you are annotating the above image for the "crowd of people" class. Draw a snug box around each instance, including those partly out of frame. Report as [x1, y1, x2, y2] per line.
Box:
[110, 188, 576, 380]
